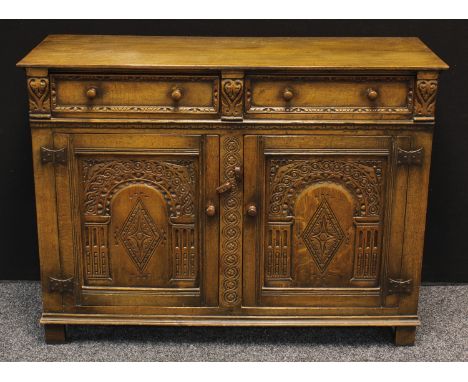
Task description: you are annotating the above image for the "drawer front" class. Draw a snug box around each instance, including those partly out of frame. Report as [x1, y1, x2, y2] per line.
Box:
[50, 74, 219, 118]
[245, 75, 414, 120]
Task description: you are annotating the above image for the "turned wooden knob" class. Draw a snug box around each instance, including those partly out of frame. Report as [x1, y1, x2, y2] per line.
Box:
[171, 87, 183, 101]
[282, 88, 294, 101]
[206, 202, 216, 217]
[247, 203, 258, 217]
[366, 88, 379, 101]
[86, 87, 97, 99]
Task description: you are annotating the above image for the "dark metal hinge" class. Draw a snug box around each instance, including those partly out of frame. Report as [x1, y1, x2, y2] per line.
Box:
[40, 146, 67, 164]
[387, 278, 413, 295]
[397, 147, 423, 166]
[48, 276, 74, 293]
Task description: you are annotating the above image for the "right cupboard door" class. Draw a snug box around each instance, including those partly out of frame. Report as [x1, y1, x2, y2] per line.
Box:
[243, 134, 411, 309]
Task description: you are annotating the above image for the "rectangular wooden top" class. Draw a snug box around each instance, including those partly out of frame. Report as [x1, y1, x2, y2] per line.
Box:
[17, 35, 449, 71]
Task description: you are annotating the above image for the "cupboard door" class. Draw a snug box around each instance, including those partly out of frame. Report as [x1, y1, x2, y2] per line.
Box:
[244, 134, 410, 308]
[54, 133, 219, 308]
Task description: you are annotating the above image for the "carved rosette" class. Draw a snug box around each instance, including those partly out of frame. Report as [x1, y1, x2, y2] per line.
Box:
[221, 78, 244, 119]
[414, 74, 438, 120]
[219, 136, 242, 306]
[27, 77, 51, 117]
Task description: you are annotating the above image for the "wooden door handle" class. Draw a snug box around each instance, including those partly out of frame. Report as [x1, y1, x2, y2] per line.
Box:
[216, 166, 241, 194]
[216, 181, 233, 194]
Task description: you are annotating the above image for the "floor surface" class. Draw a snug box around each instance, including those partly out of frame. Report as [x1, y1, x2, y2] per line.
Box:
[0, 281, 466, 361]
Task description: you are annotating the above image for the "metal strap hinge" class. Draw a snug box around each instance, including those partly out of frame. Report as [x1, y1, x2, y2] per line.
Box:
[48, 276, 74, 293]
[40, 146, 67, 164]
[387, 278, 413, 295]
[397, 147, 423, 166]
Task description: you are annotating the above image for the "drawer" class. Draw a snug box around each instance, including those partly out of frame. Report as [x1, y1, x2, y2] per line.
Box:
[245, 75, 414, 120]
[50, 74, 220, 118]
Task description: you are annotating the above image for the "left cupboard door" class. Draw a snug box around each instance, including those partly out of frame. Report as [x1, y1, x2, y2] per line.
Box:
[49, 132, 219, 309]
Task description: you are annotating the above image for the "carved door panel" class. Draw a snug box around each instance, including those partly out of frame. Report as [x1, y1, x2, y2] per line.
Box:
[243, 134, 411, 308]
[54, 133, 219, 308]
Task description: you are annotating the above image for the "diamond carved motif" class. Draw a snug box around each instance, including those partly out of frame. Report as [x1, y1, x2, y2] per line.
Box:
[301, 197, 345, 273]
[119, 198, 163, 273]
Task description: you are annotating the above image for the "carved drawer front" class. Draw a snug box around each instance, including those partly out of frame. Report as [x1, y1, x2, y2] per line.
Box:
[245, 75, 414, 120]
[50, 74, 220, 118]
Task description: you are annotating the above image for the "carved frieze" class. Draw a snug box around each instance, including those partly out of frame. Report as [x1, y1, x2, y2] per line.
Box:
[219, 136, 242, 306]
[29, 121, 434, 131]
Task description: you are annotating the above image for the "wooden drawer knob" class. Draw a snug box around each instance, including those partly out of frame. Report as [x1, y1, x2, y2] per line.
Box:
[206, 201, 216, 217]
[366, 88, 379, 101]
[86, 87, 98, 99]
[247, 203, 258, 217]
[282, 88, 294, 101]
[171, 87, 183, 101]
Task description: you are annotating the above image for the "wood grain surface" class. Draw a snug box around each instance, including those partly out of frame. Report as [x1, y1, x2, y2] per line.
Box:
[17, 35, 448, 70]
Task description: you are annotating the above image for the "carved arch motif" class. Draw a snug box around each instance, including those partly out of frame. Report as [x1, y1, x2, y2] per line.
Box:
[268, 159, 383, 217]
[81, 159, 196, 217]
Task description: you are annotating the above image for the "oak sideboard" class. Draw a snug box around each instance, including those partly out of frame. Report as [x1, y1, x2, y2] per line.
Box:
[17, 35, 448, 345]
